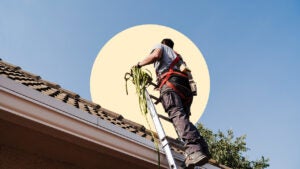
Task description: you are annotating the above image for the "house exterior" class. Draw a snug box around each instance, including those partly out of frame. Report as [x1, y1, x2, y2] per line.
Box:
[0, 59, 230, 169]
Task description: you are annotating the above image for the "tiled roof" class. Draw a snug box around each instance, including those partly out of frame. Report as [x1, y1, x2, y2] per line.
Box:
[0, 58, 231, 169]
[0, 58, 184, 155]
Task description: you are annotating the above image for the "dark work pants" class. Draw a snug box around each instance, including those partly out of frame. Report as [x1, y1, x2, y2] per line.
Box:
[160, 84, 209, 156]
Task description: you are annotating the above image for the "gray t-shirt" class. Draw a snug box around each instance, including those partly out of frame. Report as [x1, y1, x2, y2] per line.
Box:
[152, 44, 181, 75]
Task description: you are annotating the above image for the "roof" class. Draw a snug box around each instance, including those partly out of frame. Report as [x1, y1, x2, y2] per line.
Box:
[0, 58, 182, 150]
[0, 58, 230, 169]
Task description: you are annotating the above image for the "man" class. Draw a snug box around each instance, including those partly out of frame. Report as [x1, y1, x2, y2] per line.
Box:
[135, 38, 210, 168]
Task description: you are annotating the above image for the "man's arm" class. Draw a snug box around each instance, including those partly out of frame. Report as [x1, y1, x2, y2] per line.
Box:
[137, 48, 162, 67]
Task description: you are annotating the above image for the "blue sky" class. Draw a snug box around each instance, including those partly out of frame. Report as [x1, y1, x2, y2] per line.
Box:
[1, 1, 299, 168]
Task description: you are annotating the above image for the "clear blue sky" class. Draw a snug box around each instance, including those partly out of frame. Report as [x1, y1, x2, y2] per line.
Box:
[1, 1, 299, 168]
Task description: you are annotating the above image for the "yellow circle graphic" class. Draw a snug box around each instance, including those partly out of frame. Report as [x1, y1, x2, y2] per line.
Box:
[90, 24, 210, 137]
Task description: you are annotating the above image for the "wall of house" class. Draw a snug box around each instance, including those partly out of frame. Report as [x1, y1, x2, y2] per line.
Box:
[0, 144, 82, 169]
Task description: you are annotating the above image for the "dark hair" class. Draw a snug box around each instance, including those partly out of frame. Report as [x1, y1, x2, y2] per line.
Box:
[161, 38, 174, 49]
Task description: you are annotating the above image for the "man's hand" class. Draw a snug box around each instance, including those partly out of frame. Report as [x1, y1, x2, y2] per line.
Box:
[132, 62, 141, 70]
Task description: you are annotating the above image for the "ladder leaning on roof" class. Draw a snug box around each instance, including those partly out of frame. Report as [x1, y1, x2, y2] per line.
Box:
[145, 89, 178, 169]
[146, 89, 205, 169]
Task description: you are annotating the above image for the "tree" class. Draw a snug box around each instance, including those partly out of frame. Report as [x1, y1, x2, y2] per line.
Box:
[197, 123, 270, 169]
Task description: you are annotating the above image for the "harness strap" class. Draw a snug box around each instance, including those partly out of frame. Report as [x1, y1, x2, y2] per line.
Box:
[159, 70, 187, 88]
[157, 54, 193, 105]
[165, 81, 185, 99]
[158, 55, 187, 89]
[165, 81, 193, 105]
[169, 54, 181, 70]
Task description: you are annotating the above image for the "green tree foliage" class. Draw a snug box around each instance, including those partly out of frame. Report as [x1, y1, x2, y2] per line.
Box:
[197, 123, 270, 169]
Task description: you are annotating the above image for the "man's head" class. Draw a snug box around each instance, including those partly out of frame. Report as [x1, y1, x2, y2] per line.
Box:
[161, 38, 174, 49]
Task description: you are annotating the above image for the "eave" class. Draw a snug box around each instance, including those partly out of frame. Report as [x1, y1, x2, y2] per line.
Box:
[0, 76, 183, 168]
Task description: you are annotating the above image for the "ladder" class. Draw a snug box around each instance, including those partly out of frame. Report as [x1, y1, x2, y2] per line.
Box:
[145, 89, 179, 169]
[145, 89, 204, 169]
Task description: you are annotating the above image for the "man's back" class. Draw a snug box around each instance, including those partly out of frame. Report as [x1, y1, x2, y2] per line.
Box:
[153, 43, 179, 76]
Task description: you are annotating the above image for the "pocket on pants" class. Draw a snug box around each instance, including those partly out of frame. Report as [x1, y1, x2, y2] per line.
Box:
[161, 92, 176, 112]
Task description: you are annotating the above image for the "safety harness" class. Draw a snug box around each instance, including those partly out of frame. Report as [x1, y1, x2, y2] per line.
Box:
[157, 54, 192, 103]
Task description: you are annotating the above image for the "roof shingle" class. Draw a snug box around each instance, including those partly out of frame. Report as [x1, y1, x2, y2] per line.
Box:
[0, 58, 231, 169]
[0, 59, 184, 154]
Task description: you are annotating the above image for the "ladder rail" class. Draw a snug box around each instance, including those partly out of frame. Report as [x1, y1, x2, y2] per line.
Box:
[149, 94, 184, 144]
[145, 89, 178, 169]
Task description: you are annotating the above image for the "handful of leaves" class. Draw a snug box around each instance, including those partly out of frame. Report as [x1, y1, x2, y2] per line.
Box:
[125, 66, 153, 115]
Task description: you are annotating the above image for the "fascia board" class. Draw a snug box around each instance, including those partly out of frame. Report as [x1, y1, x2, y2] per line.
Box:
[0, 76, 184, 167]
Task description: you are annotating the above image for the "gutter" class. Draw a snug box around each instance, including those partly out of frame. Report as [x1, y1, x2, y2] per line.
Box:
[0, 76, 184, 168]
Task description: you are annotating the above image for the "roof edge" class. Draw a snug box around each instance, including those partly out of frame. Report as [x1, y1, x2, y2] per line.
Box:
[0, 76, 184, 167]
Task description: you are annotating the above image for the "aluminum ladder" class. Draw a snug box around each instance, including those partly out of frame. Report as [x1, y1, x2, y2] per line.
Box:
[145, 89, 204, 169]
[145, 89, 179, 169]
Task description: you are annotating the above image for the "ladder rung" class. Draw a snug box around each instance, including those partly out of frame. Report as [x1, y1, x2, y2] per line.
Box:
[149, 94, 161, 104]
[158, 114, 171, 123]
